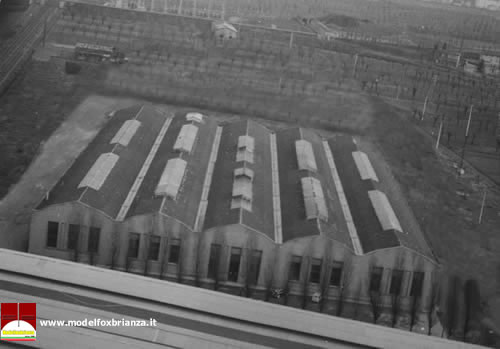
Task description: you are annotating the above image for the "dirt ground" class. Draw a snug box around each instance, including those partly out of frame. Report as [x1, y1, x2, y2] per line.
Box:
[368, 97, 500, 300]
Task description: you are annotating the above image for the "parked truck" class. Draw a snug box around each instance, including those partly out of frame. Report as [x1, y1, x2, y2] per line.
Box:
[74, 43, 127, 64]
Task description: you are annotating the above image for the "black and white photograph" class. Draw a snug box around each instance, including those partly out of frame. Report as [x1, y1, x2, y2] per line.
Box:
[0, 0, 499, 348]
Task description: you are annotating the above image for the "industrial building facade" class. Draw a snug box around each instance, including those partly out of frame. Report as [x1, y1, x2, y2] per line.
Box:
[29, 105, 438, 331]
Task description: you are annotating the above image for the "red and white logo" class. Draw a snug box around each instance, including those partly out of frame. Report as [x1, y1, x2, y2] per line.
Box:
[1, 303, 36, 341]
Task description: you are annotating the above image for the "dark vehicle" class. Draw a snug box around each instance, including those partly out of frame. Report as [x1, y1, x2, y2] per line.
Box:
[74, 43, 128, 64]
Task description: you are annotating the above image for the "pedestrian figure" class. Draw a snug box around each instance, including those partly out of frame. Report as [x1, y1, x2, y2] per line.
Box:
[447, 131, 452, 145]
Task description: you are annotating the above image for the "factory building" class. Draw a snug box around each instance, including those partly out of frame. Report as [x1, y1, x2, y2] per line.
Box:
[29, 104, 437, 331]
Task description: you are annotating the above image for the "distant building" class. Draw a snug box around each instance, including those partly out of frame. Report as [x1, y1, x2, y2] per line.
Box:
[212, 21, 238, 41]
[29, 105, 438, 331]
[481, 54, 500, 75]
[309, 19, 344, 41]
[475, 0, 500, 10]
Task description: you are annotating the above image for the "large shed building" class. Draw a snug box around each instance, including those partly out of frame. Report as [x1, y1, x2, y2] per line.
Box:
[29, 104, 438, 331]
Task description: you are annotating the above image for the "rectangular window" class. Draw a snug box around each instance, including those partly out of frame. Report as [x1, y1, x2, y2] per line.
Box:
[329, 261, 344, 287]
[46, 221, 59, 248]
[390, 270, 404, 296]
[289, 255, 302, 281]
[148, 236, 161, 261]
[410, 272, 424, 297]
[88, 227, 100, 253]
[67, 224, 80, 250]
[128, 233, 140, 259]
[228, 247, 242, 282]
[168, 239, 181, 264]
[370, 267, 383, 293]
[248, 250, 262, 285]
[207, 244, 221, 279]
[309, 258, 322, 284]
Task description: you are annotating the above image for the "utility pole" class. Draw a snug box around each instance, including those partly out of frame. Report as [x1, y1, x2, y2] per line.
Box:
[478, 186, 487, 224]
[421, 74, 438, 121]
[177, 0, 183, 14]
[459, 104, 473, 172]
[352, 53, 358, 78]
[435, 117, 443, 150]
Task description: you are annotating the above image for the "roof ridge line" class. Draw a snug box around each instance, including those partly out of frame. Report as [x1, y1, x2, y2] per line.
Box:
[116, 113, 173, 221]
[322, 140, 363, 255]
[194, 125, 223, 232]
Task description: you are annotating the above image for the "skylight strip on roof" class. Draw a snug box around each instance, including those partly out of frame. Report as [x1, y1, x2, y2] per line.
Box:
[155, 158, 187, 200]
[368, 190, 402, 232]
[234, 167, 254, 181]
[295, 140, 318, 172]
[110, 120, 141, 147]
[232, 177, 253, 201]
[238, 135, 255, 152]
[352, 151, 379, 182]
[78, 152, 119, 191]
[236, 149, 254, 163]
[301, 177, 328, 221]
[174, 124, 199, 153]
[186, 112, 204, 123]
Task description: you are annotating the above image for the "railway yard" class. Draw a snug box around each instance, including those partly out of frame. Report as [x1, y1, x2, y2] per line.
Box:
[0, 0, 500, 345]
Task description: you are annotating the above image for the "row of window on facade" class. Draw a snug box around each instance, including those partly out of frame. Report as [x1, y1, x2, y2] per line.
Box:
[45, 221, 423, 296]
[46, 221, 100, 253]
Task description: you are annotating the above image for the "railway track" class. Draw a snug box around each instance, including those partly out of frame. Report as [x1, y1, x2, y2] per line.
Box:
[0, 4, 59, 95]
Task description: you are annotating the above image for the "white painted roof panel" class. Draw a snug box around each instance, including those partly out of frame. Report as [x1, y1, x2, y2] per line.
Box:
[352, 151, 378, 182]
[155, 158, 187, 199]
[78, 153, 119, 191]
[296, 140, 317, 172]
[368, 190, 402, 232]
[174, 124, 198, 153]
[301, 177, 328, 221]
[234, 167, 254, 181]
[186, 112, 204, 123]
[238, 135, 254, 152]
[110, 119, 141, 147]
[232, 177, 253, 201]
